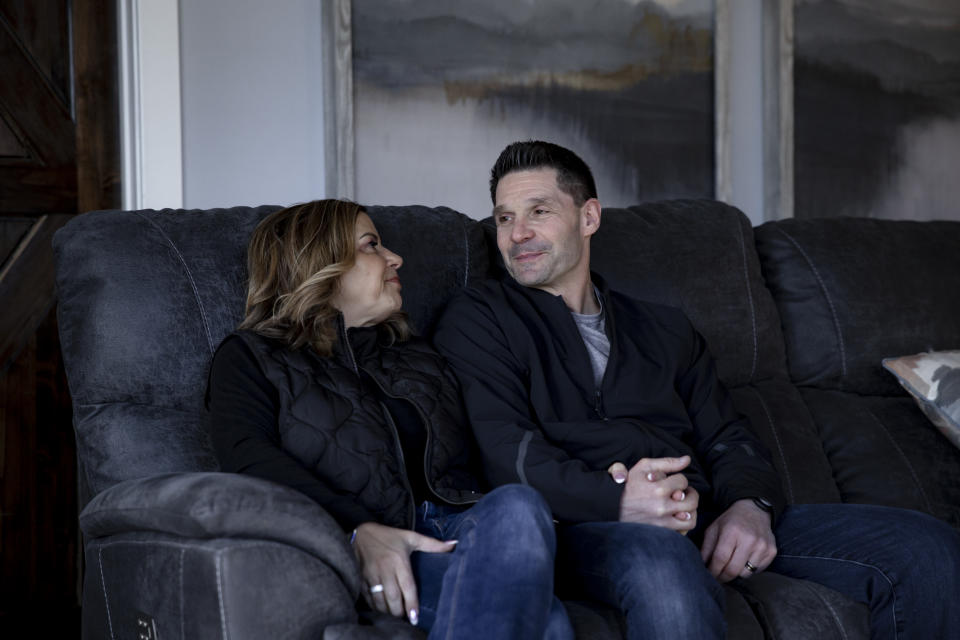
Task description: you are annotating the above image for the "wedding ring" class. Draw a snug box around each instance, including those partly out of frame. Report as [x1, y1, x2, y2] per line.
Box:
[744, 561, 757, 574]
[369, 584, 385, 594]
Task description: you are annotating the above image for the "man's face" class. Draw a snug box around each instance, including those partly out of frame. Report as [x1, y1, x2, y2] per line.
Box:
[493, 168, 593, 293]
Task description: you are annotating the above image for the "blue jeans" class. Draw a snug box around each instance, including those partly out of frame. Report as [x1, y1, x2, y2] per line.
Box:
[411, 484, 574, 640]
[770, 503, 960, 640]
[557, 503, 960, 640]
[556, 521, 726, 640]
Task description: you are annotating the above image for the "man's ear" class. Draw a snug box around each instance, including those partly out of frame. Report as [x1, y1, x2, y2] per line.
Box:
[581, 198, 602, 237]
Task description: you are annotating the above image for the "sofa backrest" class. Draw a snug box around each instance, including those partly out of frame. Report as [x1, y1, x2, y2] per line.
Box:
[54, 204, 487, 505]
[755, 218, 960, 395]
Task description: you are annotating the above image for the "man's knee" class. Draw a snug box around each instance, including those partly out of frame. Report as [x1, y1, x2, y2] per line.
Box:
[477, 484, 555, 545]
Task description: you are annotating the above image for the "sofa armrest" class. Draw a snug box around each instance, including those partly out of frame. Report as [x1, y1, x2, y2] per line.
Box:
[80, 471, 360, 596]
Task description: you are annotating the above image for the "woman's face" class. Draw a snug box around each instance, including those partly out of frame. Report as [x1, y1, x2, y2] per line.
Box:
[332, 212, 404, 328]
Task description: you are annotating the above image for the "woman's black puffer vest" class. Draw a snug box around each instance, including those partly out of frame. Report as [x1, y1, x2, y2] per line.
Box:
[234, 324, 482, 529]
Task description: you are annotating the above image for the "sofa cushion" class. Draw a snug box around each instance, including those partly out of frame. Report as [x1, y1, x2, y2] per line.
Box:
[54, 205, 487, 503]
[754, 219, 960, 395]
[365, 205, 489, 335]
[800, 388, 960, 529]
[728, 379, 840, 506]
[883, 351, 960, 450]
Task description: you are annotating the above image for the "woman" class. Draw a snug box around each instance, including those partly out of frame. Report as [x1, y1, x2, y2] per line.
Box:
[206, 200, 572, 639]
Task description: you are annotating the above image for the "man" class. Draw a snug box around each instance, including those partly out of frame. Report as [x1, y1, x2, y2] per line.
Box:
[433, 140, 960, 640]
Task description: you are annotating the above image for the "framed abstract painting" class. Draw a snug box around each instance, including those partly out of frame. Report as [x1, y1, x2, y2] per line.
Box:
[325, 0, 721, 219]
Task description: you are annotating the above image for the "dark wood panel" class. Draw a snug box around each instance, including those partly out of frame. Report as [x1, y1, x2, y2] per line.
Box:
[0, 308, 79, 629]
[72, 0, 120, 213]
[0, 214, 70, 375]
[0, 0, 72, 110]
[0, 166, 76, 213]
[0, 110, 30, 159]
[0, 10, 75, 166]
[0, 216, 32, 265]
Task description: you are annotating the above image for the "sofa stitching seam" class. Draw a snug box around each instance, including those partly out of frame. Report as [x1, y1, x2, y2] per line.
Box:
[797, 579, 848, 639]
[736, 217, 759, 381]
[775, 227, 847, 384]
[459, 215, 470, 287]
[133, 211, 215, 354]
[864, 406, 933, 513]
[98, 546, 116, 640]
[179, 547, 185, 640]
[216, 550, 230, 640]
[776, 553, 897, 636]
[750, 385, 795, 503]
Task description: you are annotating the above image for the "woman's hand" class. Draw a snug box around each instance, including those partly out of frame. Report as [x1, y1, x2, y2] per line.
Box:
[352, 522, 458, 625]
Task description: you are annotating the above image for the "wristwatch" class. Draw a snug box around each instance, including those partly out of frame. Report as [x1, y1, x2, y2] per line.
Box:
[751, 497, 774, 515]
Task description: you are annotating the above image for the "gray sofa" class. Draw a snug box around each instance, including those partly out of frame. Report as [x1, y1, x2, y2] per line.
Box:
[53, 199, 960, 639]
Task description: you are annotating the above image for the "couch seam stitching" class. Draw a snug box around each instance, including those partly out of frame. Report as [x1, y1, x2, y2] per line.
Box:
[776, 553, 898, 637]
[216, 550, 230, 640]
[736, 218, 759, 381]
[750, 385, 795, 503]
[179, 547, 185, 640]
[133, 211, 215, 354]
[864, 406, 933, 513]
[775, 227, 847, 384]
[98, 546, 116, 640]
[798, 579, 848, 639]
[459, 215, 470, 287]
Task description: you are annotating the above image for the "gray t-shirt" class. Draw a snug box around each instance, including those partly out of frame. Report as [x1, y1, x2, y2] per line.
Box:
[571, 288, 610, 388]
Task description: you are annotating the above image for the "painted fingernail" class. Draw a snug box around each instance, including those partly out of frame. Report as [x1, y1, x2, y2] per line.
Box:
[683, 512, 692, 520]
[614, 473, 626, 484]
[446, 539, 458, 546]
[646, 472, 656, 481]
[409, 609, 419, 626]
[679, 491, 686, 501]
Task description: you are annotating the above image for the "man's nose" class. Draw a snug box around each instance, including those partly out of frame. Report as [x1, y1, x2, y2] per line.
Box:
[511, 218, 533, 244]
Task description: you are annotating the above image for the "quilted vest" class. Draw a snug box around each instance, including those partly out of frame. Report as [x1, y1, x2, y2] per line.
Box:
[235, 327, 482, 529]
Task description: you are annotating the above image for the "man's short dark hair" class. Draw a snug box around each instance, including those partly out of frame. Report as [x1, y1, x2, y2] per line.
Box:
[490, 140, 598, 206]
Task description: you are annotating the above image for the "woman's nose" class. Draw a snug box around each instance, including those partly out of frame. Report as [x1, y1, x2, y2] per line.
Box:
[383, 246, 402, 269]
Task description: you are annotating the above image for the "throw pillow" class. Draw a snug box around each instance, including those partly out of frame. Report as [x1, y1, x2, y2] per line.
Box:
[883, 351, 960, 450]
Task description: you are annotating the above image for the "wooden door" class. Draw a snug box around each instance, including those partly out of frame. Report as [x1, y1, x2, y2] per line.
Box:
[0, 0, 119, 634]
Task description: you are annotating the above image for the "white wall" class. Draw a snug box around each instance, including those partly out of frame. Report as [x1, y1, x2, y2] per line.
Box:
[728, 0, 766, 225]
[178, 0, 326, 209]
[124, 1, 770, 222]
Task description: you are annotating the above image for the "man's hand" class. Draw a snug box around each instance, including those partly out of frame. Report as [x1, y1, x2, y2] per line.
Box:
[700, 498, 777, 582]
[352, 522, 458, 625]
[610, 456, 698, 534]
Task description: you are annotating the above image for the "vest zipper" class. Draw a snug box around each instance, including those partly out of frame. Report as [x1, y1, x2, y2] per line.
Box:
[361, 366, 477, 508]
[378, 402, 417, 529]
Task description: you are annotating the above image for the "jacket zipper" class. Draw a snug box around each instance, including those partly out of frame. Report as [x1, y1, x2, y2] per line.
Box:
[361, 366, 477, 508]
[595, 389, 607, 420]
[378, 402, 418, 528]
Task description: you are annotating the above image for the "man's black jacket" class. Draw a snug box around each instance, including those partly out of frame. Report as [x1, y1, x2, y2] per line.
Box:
[433, 274, 785, 524]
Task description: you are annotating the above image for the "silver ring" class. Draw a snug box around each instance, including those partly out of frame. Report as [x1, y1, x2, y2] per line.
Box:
[369, 584, 385, 594]
[744, 561, 757, 574]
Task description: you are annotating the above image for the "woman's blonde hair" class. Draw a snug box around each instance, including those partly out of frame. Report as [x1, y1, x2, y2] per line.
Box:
[238, 199, 410, 356]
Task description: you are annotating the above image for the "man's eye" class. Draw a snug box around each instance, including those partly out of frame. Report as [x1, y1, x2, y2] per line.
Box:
[496, 215, 512, 225]
[534, 208, 547, 215]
